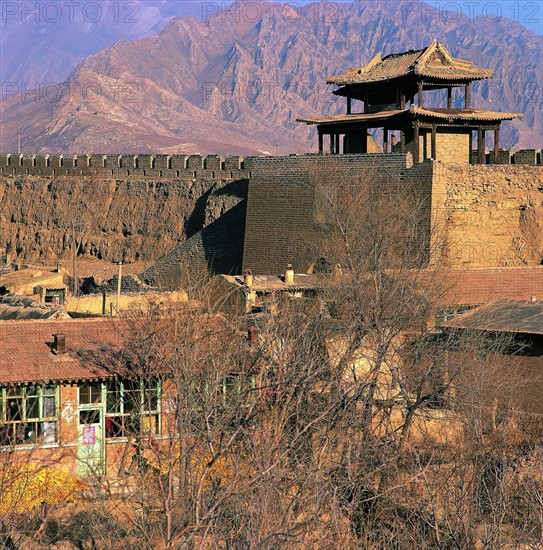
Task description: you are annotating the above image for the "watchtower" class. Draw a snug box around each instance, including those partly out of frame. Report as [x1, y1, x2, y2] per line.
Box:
[297, 41, 522, 163]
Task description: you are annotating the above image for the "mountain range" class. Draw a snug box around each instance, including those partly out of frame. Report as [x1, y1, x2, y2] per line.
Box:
[1, 0, 541, 155]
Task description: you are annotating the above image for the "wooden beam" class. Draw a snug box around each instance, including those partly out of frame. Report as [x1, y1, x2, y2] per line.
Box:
[447, 87, 452, 109]
[400, 130, 406, 153]
[401, 93, 406, 110]
[431, 124, 437, 160]
[335, 134, 340, 155]
[329, 133, 334, 154]
[383, 129, 388, 154]
[414, 122, 420, 163]
[318, 132, 323, 155]
[465, 83, 471, 109]
[494, 127, 500, 163]
[418, 82, 423, 107]
[346, 96, 352, 115]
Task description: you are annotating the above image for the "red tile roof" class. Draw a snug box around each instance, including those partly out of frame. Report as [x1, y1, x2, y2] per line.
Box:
[0, 318, 125, 385]
[437, 267, 543, 306]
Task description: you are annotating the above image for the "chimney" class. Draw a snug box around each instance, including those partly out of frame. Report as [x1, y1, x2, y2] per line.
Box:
[52, 333, 66, 355]
[284, 264, 294, 285]
[244, 269, 253, 287]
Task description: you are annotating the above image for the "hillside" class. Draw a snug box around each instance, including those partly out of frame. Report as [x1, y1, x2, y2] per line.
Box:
[1, 0, 541, 154]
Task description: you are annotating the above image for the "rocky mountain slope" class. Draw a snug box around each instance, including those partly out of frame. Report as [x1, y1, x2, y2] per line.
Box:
[0, 1, 204, 86]
[1, 0, 541, 155]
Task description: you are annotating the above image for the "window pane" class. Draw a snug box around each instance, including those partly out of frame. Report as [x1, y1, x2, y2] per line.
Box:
[79, 383, 102, 404]
[6, 399, 22, 421]
[90, 384, 102, 403]
[42, 396, 55, 418]
[42, 386, 55, 396]
[26, 386, 39, 397]
[79, 409, 101, 425]
[26, 397, 40, 419]
[123, 390, 139, 413]
[107, 390, 121, 414]
[143, 389, 158, 412]
[7, 387, 23, 397]
[22, 422, 37, 444]
[39, 421, 57, 443]
[105, 416, 124, 438]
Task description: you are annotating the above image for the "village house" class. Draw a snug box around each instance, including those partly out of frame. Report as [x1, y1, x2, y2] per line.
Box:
[211, 265, 329, 315]
[439, 299, 543, 426]
[0, 318, 166, 479]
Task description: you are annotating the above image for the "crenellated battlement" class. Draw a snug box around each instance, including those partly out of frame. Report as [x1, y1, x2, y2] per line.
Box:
[1, 150, 541, 180]
[0, 153, 251, 179]
[469, 149, 543, 165]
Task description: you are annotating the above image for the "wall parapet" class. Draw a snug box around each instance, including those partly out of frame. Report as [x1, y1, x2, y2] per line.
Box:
[469, 149, 542, 165]
[0, 153, 252, 179]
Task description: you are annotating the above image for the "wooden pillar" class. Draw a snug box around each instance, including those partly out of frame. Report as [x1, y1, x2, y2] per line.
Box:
[418, 82, 423, 107]
[400, 130, 406, 153]
[383, 129, 388, 154]
[318, 132, 323, 155]
[494, 127, 500, 163]
[329, 133, 335, 154]
[465, 83, 471, 109]
[413, 122, 420, 163]
[335, 134, 340, 155]
[346, 96, 352, 115]
[431, 124, 437, 159]
[400, 93, 406, 110]
[361, 131, 368, 154]
[447, 87, 452, 109]
[477, 127, 486, 164]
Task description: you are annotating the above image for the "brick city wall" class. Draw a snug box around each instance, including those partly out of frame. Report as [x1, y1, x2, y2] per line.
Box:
[242, 153, 435, 274]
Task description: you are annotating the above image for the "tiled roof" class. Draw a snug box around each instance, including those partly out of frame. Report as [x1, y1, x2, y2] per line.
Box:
[437, 267, 543, 306]
[440, 299, 543, 335]
[327, 41, 493, 86]
[221, 273, 324, 292]
[0, 318, 124, 385]
[411, 106, 522, 122]
[0, 295, 67, 320]
[296, 107, 521, 127]
[296, 111, 404, 125]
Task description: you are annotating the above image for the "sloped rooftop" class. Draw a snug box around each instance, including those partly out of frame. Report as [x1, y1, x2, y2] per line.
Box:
[327, 41, 494, 86]
[440, 299, 543, 335]
[0, 318, 123, 385]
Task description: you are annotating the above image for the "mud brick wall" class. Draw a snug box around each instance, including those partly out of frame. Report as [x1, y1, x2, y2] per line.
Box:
[0, 167, 249, 264]
[432, 163, 543, 267]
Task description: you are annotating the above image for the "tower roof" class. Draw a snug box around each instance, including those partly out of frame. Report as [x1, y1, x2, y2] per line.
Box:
[327, 41, 493, 86]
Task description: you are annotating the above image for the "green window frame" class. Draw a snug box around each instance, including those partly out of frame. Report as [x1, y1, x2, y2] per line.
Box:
[0, 385, 59, 446]
[104, 378, 161, 439]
